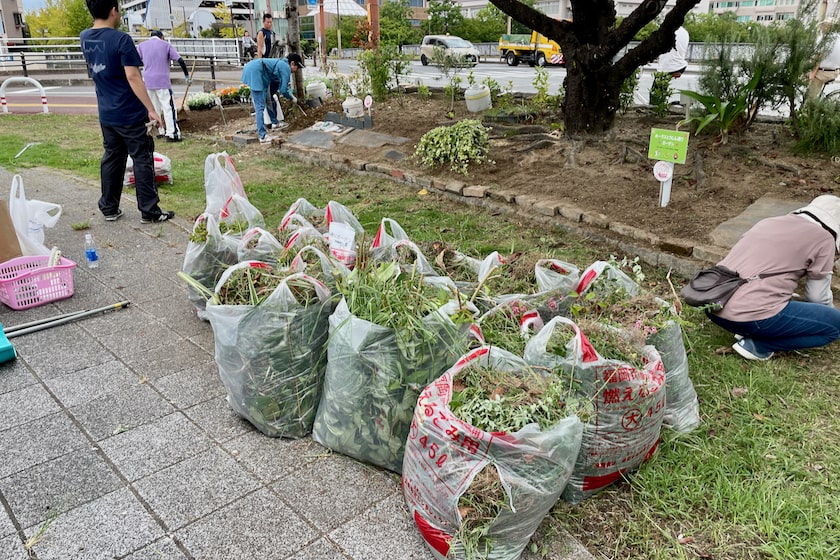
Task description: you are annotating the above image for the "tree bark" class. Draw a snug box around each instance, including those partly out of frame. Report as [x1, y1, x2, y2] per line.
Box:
[488, 0, 700, 135]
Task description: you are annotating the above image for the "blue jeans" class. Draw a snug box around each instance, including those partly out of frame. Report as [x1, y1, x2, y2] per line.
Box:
[708, 300, 840, 353]
[251, 88, 279, 140]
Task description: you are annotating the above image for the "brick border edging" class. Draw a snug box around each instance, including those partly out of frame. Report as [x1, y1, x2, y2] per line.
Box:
[271, 142, 729, 278]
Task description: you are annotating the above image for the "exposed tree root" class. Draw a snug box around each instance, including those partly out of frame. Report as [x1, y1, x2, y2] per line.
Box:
[614, 144, 650, 167]
[514, 139, 556, 152]
[694, 152, 706, 190]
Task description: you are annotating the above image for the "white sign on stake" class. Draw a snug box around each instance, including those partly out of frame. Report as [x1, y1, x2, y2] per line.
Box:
[653, 161, 674, 207]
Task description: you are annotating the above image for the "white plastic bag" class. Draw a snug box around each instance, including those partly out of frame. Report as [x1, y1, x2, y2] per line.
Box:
[204, 152, 247, 215]
[370, 218, 437, 276]
[402, 346, 583, 560]
[124, 152, 172, 186]
[206, 263, 333, 437]
[236, 227, 284, 264]
[312, 297, 472, 473]
[524, 317, 666, 503]
[8, 174, 62, 256]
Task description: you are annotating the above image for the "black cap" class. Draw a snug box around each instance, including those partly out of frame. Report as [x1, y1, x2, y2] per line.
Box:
[287, 53, 305, 68]
[150, 30, 163, 38]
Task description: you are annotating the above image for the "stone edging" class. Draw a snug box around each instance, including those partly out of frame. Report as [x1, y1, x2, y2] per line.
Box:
[273, 142, 731, 279]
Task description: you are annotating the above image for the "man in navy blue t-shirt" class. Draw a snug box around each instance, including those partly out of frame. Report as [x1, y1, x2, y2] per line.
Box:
[81, 0, 175, 223]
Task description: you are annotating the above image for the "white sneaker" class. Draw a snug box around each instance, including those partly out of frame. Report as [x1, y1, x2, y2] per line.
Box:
[259, 135, 275, 144]
[274, 122, 289, 130]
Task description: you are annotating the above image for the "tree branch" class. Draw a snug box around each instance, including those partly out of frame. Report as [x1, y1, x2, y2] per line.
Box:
[614, 0, 701, 77]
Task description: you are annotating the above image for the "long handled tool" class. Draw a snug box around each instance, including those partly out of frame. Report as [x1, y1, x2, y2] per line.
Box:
[179, 57, 198, 113]
[1, 301, 130, 363]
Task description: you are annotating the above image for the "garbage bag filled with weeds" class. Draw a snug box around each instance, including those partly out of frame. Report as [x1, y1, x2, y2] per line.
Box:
[279, 197, 325, 231]
[288, 245, 348, 287]
[205, 261, 334, 438]
[564, 263, 700, 433]
[312, 260, 474, 473]
[182, 195, 265, 318]
[477, 299, 544, 356]
[236, 227, 284, 265]
[181, 213, 238, 318]
[370, 218, 437, 276]
[524, 317, 665, 503]
[402, 346, 583, 560]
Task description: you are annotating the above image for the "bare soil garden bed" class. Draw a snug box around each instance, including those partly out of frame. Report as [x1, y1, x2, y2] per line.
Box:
[179, 94, 839, 247]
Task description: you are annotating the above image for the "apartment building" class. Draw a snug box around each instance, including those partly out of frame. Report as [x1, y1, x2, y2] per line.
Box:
[1, 0, 24, 40]
[707, 0, 839, 22]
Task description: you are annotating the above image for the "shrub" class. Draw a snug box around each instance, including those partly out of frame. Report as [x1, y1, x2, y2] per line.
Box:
[414, 119, 491, 175]
[649, 72, 673, 117]
[186, 92, 217, 110]
[619, 69, 640, 113]
[679, 71, 761, 145]
[357, 46, 412, 101]
[417, 83, 432, 100]
[481, 76, 501, 104]
[794, 97, 840, 155]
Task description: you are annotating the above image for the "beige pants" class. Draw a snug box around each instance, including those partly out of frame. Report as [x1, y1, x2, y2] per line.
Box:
[806, 68, 840, 100]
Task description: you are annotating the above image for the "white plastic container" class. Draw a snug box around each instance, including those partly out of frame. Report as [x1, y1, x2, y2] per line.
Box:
[464, 84, 492, 113]
[306, 81, 327, 102]
[342, 96, 364, 118]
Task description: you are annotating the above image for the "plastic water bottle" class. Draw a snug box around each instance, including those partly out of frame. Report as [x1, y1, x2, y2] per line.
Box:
[84, 233, 99, 268]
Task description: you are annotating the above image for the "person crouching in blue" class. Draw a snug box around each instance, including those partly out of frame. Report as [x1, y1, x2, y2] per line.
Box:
[240, 53, 304, 144]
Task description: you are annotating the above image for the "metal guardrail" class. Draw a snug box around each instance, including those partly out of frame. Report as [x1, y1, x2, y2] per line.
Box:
[0, 36, 747, 78]
[0, 36, 241, 77]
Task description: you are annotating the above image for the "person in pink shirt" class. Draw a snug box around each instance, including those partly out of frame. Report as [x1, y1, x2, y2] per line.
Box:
[137, 30, 190, 142]
[708, 195, 840, 361]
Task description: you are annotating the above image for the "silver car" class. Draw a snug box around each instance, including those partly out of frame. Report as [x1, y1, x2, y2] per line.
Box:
[420, 35, 480, 67]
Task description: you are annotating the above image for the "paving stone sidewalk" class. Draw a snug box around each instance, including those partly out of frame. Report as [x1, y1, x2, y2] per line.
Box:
[0, 167, 596, 560]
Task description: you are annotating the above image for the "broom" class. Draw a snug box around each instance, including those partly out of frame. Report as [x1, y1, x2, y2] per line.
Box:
[178, 57, 199, 115]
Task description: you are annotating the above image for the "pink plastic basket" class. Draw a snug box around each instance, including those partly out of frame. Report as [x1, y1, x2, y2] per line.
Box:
[0, 256, 76, 310]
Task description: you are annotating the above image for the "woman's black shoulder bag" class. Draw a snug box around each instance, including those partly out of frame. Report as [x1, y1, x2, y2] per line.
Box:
[680, 265, 796, 310]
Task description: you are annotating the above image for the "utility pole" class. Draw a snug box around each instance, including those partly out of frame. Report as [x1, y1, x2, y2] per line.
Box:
[226, 0, 241, 61]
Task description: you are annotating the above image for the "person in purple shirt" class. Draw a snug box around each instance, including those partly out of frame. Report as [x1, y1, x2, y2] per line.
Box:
[137, 29, 190, 142]
[81, 0, 175, 223]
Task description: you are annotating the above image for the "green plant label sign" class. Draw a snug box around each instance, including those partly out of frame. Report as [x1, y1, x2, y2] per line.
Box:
[648, 128, 689, 165]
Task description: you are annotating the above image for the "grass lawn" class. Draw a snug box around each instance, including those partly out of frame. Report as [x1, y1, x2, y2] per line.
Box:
[1, 114, 838, 560]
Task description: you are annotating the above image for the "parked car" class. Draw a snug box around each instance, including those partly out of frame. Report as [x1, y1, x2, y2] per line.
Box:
[420, 35, 480, 67]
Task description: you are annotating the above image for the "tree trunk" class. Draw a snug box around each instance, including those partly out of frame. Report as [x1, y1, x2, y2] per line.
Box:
[564, 64, 623, 135]
[285, 4, 305, 101]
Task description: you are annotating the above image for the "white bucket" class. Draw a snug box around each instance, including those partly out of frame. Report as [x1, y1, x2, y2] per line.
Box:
[464, 85, 492, 113]
[306, 81, 327, 101]
[343, 96, 364, 118]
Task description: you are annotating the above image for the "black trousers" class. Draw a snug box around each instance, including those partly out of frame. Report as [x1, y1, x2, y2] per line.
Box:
[99, 120, 162, 218]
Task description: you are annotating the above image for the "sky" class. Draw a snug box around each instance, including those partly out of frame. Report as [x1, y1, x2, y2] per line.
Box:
[22, 0, 47, 13]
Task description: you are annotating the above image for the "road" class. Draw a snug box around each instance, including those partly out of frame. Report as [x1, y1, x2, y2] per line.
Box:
[4, 59, 799, 116]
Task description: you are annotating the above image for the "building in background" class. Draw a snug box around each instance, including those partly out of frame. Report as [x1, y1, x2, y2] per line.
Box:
[121, 0, 257, 36]
[1, 0, 25, 40]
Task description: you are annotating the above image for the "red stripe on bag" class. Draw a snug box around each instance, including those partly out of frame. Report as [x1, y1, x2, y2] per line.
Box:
[576, 268, 598, 294]
[413, 511, 451, 556]
[581, 470, 625, 492]
[454, 347, 489, 368]
[220, 195, 234, 219]
[371, 223, 384, 248]
[578, 330, 599, 363]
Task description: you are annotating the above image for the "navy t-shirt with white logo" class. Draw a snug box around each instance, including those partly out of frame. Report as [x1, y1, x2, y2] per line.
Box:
[80, 27, 147, 126]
